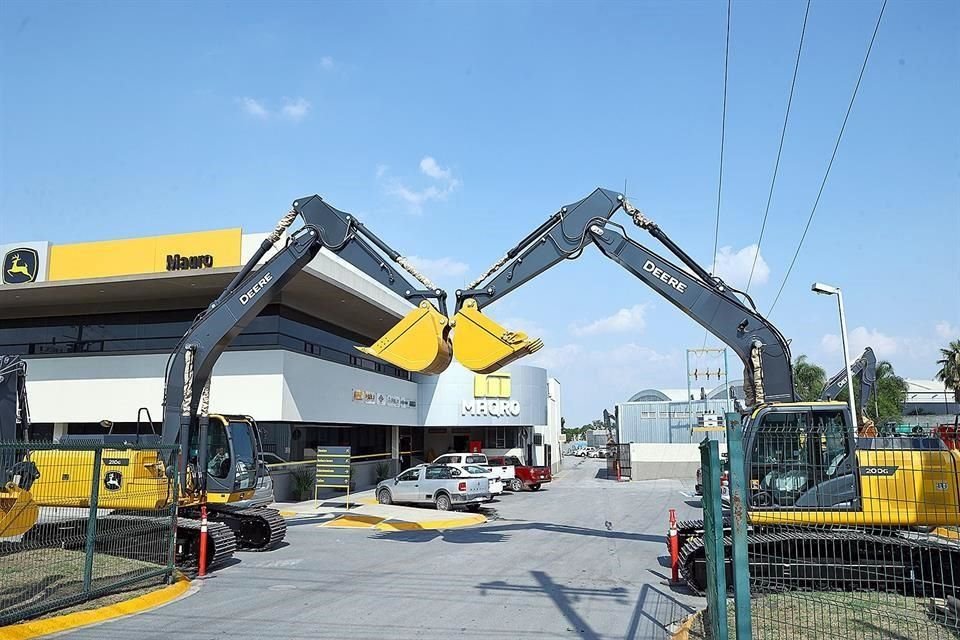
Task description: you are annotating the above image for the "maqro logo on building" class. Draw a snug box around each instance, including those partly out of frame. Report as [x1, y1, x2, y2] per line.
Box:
[462, 373, 521, 418]
[3, 248, 38, 285]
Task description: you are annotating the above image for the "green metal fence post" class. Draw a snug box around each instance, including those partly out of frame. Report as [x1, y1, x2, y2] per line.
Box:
[700, 437, 728, 640]
[165, 445, 180, 584]
[82, 447, 103, 594]
[726, 414, 753, 639]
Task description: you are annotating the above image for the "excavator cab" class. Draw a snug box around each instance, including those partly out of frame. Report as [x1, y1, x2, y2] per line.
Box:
[451, 299, 543, 373]
[192, 415, 260, 504]
[356, 301, 453, 375]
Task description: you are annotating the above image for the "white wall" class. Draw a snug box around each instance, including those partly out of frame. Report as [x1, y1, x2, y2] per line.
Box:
[24, 350, 418, 425]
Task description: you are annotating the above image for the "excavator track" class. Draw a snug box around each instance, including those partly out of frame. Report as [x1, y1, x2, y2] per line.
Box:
[678, 526, 960, 596]
[201, 506, 286, 551]
[672, 517, 732, 553]
[175, 516, 237, 570]
[15, 512, 237, 571]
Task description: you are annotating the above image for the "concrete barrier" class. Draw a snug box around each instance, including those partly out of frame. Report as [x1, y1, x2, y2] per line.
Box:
[628, 443, 727, 480]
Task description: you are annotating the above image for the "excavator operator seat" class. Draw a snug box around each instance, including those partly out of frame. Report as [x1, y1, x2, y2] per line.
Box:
[452, 299, 544, 374]
[356, 301, 453, 375]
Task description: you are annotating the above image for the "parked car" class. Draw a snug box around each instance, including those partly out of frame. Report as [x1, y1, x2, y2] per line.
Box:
[588, 449, 605, 458]
[487, 455, 551, 492]
[446, 463, 504, 496]
[376, 464, 490, 511]
[234, 453, 279, 508]
[432, 452, 517, 485]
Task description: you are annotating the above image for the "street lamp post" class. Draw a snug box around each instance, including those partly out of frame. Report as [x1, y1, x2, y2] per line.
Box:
[812, 282, 858, 432]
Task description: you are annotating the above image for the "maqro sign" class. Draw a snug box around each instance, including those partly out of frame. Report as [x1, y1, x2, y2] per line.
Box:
[461, 399, 521, 418]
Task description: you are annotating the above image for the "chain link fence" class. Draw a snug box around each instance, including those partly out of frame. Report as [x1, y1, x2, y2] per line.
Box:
[690, 413, 960, 639]
[0, 441, 179, 626]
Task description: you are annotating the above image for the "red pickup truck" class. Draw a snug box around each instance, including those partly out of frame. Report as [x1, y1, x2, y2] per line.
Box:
[487, 455, 552, 491]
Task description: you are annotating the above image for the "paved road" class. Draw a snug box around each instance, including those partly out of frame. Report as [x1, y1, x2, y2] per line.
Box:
[60, 458, 704, 640]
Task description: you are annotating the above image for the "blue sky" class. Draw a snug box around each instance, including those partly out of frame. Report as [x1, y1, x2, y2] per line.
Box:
[1, 1, 958, 425]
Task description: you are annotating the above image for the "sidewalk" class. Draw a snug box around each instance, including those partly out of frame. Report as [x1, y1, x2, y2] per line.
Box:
[271, 490, 486, 531]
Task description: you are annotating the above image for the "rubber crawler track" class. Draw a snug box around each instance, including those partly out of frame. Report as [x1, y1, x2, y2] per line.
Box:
[678, 526, 960, 596]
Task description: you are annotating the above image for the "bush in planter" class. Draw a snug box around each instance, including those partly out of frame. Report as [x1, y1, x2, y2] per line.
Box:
[375, 462, 391, 483]
[290, 466, 315, 501]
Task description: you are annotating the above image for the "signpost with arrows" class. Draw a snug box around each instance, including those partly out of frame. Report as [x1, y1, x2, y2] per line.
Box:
[315, 446, 351, 507]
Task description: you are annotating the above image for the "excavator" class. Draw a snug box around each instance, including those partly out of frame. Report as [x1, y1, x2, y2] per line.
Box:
[0, 194, 451, 569]
[427, 187, 960, 594]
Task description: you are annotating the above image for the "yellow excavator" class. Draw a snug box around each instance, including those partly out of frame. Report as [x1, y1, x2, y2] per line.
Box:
[0, 194, 452, 569]
[378, 187, 959, 595]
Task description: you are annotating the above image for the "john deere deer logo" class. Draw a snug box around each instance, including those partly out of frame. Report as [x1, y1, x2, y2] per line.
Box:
[2, 248, 38, 285]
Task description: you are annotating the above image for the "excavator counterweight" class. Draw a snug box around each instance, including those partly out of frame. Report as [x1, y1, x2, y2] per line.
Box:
[451, 299, 543, 373]
[357, 301, 453, 375]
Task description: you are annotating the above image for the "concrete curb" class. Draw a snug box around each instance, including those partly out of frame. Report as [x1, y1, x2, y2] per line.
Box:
[0, 573, 193, 640]
[670, 609, 702, 640]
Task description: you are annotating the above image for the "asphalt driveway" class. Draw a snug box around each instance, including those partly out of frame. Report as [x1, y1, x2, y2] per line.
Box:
[58, 457, 704, 640]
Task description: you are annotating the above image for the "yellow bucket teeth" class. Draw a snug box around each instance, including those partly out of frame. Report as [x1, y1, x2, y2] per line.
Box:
[452, 299, 544, 374]
[0, 485, 39, 538]
[357, 301, 453, 375]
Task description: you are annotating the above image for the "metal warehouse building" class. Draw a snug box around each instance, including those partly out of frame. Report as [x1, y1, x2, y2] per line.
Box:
[0, 228, 562, 499]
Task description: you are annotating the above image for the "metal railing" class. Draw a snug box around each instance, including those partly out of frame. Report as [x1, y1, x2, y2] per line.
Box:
[695, 419, 960, 639]
[0, 441, 179, 626]
[606, 444, 631, 480]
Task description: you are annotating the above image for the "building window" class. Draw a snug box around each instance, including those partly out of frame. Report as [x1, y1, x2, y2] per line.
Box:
[0, 305, 410, 380]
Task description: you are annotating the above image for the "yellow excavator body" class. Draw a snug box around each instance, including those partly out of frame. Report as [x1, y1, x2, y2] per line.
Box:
[0, 485, 39, 538]
[452, 299, 544, 374]
[27, 448, 171, 510]
[357, 301, 453, 375]
[0, 446, 257, 539]
[749, 447, 960, 528]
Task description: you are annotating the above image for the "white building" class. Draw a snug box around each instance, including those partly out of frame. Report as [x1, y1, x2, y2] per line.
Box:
[0, 226, 563, 498]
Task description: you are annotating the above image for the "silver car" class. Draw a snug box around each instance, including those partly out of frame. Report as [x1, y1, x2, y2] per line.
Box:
[376, 464, 490, 511]
[234, 453, 281, 508]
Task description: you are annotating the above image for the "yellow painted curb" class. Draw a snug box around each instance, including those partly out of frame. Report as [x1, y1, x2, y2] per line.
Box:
[0, 573, 192, 640]
[278, 510, 298, 518]
[374, 514, 486, 531]
[671, 610, 701, 640]
[320, 514, 386, 528]
[357, 497, 379, 505]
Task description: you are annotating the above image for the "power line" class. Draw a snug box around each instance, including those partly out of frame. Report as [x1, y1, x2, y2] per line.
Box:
[768, 0, 887, 316]
[705, 0, 732, 349]
[746, 0, 811, 293]
[712, 0, 732, 274]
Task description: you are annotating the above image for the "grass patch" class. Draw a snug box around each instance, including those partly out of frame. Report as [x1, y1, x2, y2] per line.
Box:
[0, 548, 167, 624]
[687, 591, 960, 640]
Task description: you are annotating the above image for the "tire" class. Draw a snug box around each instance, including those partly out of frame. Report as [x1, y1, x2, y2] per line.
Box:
[530, 483, 541, 491]
[377, 489, 392, 505]
[435, 493, 452, 511]
[465, 504, 481, 512]
[509, 478, 524, 492]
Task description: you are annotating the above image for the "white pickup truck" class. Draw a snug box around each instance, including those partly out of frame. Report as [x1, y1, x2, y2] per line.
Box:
[432, 453, 516, 484]
[375, 464, 491, 511]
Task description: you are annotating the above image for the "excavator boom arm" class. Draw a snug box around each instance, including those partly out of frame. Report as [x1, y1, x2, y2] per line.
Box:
[820, 347, 877, 415]
[453, 188, 795, 405]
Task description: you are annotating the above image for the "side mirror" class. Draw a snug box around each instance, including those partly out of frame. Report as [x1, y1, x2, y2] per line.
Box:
[394, 478, 400, 485]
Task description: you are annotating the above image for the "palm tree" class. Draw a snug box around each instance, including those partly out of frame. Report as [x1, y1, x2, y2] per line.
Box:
[936, 339, 960, 405]
[793, 355, 826, 402]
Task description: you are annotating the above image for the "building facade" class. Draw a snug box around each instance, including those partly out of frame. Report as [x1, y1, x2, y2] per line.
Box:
[1, 226, 562, 498]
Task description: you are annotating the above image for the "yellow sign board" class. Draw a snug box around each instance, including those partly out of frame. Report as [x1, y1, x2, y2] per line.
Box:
[49, 228, 241, 281]
[474, 373, 511, 399]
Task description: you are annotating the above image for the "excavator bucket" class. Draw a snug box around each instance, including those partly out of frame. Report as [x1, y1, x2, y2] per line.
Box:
[357, 301, 453, 375]
[452, 299, 544, 374]
[0, 486, 39, 538]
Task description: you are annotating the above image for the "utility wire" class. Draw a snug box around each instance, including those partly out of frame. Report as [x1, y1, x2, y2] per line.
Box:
[712, 0, 732, 275]
[705, 0, 732, 349]
[768, 0, 887, 316]
[746, 0, 811, 293]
